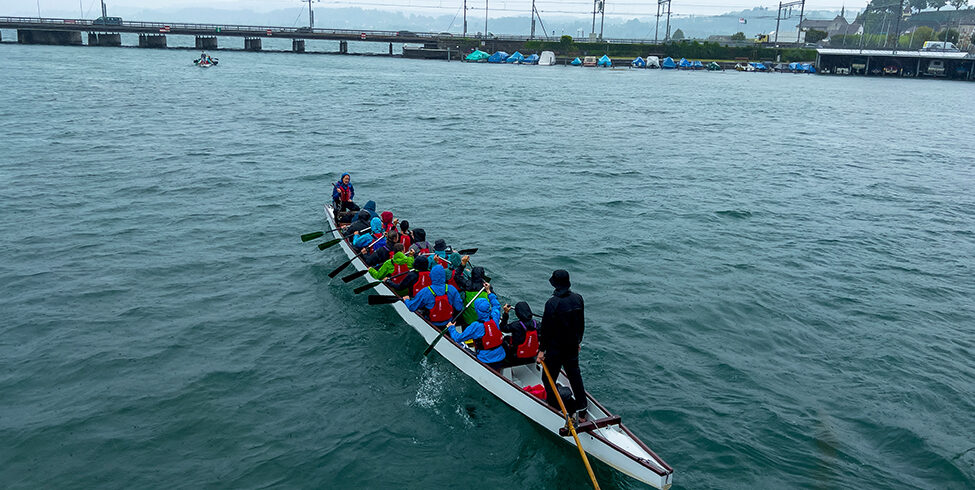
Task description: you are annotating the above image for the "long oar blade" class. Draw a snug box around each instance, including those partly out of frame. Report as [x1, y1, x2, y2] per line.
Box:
[423, 286, 486, 357]
[317, 238, 342, 251]
[354, 281, 382, 294]
[328, 258, 355, 278]
[367, 295, 401, 305]
[342, 269, 370, 283]
[301, 231, 325, 242]
[457, 248, 478, 255]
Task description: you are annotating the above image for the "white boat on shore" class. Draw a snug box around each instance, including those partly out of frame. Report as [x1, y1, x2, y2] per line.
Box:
[323, 204, 674, 489]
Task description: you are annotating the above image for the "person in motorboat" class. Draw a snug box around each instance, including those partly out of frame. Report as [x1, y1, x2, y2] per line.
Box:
[387, 255, 429, 296]
[369, 243, 413, 280]
[444, 282, 505, 370]
[342, 209, 372, 238]
[538, 269, 588, 422]
[408, 228, 431, 255]
[332, 173, 359, 217]
[402, 264, 463, 327]
[500, 301, 540, 367]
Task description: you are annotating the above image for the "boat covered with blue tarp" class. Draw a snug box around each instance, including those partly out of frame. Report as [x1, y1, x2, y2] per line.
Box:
[487, 51, 510, 63]
[570, 57, 582, 66]
[597, 54, 612, 67]
[631, 56, 646, 68]
[505, 51, 525, 63]
[662, 57, 677, 69]
[522, 53, 539, 65]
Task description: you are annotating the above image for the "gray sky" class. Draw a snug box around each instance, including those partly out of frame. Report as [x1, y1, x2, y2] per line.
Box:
[9, 0, 869, 19]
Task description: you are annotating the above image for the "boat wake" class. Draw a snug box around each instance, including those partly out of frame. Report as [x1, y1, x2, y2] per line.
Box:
[411, 357, 446, 412]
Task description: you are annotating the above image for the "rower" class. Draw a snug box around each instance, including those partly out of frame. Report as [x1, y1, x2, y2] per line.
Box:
[454, 265, 486, 325]
[351, 218, 384, 250]
[499, 302, 539, 367]
[387, 255, 428, 296]
[402, 265, 463, 327]
[342, 209, 372, 238]
[368, 243, 412, 280]
[380, 211, 396, 232]
[398, 220, 412, 250]
[364, 231, 399, 268]
[409, 228, 431, 255]
[332, 173, 359, 217]
[444, 282, 505, 370]
[339, 199, 376, 224]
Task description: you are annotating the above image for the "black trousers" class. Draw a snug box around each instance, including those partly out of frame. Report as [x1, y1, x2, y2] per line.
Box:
[542, 352, 587, 413]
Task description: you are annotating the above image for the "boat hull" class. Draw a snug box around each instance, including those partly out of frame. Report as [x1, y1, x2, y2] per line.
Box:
[323, 205, 673, 489]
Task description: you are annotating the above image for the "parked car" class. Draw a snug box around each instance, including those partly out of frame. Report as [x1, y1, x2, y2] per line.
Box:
[926, 60, 946, 76]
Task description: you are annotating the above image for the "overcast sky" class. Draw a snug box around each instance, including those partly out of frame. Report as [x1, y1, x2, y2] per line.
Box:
[8, 0, 870, 19]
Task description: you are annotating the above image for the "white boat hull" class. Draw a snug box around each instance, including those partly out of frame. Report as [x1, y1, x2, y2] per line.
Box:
[323, 205, 673, 489]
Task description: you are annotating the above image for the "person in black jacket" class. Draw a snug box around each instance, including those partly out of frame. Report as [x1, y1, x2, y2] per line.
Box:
[500, 301, 539, 366]
[538, 269, 588, 421]
[387, 255, 428, 295]
[363, 233, 399, 268]
[342, 209, 372, 238]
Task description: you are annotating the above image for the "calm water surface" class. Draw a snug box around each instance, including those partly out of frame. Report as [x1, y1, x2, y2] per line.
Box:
[1, 42, 974, 489]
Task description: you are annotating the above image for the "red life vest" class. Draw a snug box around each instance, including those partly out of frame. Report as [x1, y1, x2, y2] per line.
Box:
[393, 261, 410, 276]
[516, 321, 539, 358]
[399, 234, 412, 250]
[337, 184, 352, 202]
[446, 269, 459, 289]
[428, 285, 452, 323]
[480, 319, 502, 350]
[412, 271, 431, 296]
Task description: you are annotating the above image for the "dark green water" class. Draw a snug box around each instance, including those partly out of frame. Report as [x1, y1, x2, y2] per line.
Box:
[1, 42, 973, 489]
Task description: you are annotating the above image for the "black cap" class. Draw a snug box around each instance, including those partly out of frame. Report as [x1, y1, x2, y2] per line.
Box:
[549, 269, 571, 288]
[434, 239, 447, 251]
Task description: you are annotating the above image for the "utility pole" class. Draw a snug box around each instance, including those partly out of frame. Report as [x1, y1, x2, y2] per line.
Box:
[774, 2, 782, 46]
[485, 0, 489, 37]
[306, 0, 315, 28]
[591, 0, 598, 38]
[101, 0, 107, 18]
[599, 0, 606, 40]
[892, 0, 904, 53]
[463, 0, 467, 37]
[655, 1, 661, 44]
[531, 0, 536, 39]
[665, 0, 671, 41]
[796, 0, 805, 44]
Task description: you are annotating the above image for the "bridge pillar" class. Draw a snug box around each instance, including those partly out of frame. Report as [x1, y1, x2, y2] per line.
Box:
[389, 42, 393, 55]
[339, 40, 348, 54]
[244, 37, 262, 51]
[17, 29, 82, 45]
[195, 36, 218, 49]
[292, 39, 305, 53]
[88, 32, 121, 46]
[138, 34, 167, 48]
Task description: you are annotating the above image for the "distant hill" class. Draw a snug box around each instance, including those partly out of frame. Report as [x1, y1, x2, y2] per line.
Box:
[9, 5, 854, 40]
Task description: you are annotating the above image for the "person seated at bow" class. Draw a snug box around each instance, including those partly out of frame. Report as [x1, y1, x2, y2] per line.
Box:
[499, 302, 540, 367]
[402, 265, 463, 328]
[387, 255, 429, 297]
[332, 173, 359, 218]
[444, 282, 505, 370]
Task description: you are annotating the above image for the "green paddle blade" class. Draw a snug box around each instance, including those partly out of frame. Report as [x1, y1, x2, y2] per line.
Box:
[317, 238, 342, 251]
[354, 281, 382, 294]
[301, 231, 325, 242]
[342, 269, 369, 283]
[367, 295, 401, 305]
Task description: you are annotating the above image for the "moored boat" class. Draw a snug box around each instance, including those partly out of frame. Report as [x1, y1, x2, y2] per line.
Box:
[322, 204, 674, 489]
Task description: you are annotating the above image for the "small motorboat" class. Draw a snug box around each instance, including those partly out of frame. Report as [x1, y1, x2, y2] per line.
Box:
[194, 55, 218, 67]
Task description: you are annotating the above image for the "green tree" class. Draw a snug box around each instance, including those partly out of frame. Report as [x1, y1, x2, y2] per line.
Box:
[949, 0, 968, 8]
[672, 29, 685, 40]
[805, 29, 828, 44]
[908, 0, 929, 13]
[936, 28, 960, 43]
[911, 25, 936, 48]
[560, 35, 573, 47]
[731, 31, 746, 40]
[929, 0, 947, 9]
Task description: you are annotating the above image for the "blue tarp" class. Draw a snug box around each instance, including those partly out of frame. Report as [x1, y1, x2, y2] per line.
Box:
[788, 62, 801, 71]
[487, 51, 509, 63]
[662, 57, 676, 69]
[597, 54, 612, 67]
[678, 58, 691, 69]
[801, 63, 816, 73]
[749, 62, 767, 71]
[691, 60, 704, 69]
[570, 57, 582, 66]
[522, 53, 539, 64]
[505, 51, 525, 63]
[631, 56, 646, 68]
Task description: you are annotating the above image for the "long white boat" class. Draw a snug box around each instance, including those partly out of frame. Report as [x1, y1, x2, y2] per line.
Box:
[323, 204, 674, 489]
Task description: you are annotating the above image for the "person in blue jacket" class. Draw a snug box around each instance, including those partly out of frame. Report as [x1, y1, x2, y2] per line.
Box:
[331, 173, 358, 213]
[352, 217, 385, 250]
[402, 265, 463, 327]
[445, 282, 505, 369]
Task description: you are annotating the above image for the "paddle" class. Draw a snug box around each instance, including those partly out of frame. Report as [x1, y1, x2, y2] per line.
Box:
[301, 227, 341, 242]
[316, 238, 343, 250]
[341, 269, 370, 283]
[352, 268, 415, 294]
[419, 248, 478, 256]
[422, 286, 487, 357]
[327, 235, 383, 278]
[541, 360, 600, 490]
[367, 295, 401, 305]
